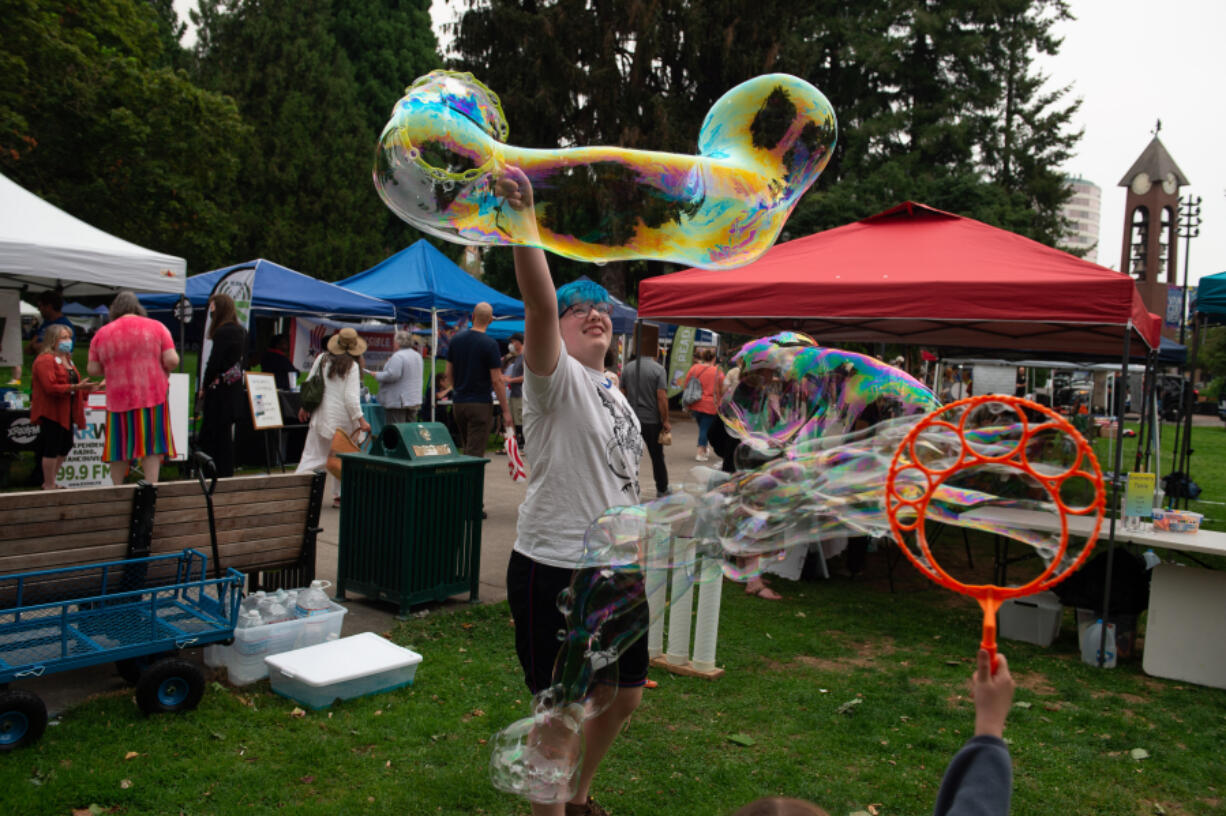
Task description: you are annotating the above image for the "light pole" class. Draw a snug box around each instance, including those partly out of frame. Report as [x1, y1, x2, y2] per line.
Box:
[1177, 195, 1202, 346]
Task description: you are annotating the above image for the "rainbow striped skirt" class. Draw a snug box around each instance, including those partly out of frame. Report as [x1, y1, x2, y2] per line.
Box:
[103, 403, 176, 463]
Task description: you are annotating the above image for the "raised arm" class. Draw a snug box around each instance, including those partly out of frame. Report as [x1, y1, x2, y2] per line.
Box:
[496, 167, 559, 377]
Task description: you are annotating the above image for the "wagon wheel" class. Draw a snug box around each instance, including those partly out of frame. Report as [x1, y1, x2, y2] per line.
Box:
[116, 651, 176, 685]
[0, 689, 47, 751]
[135, 658, 205, 715]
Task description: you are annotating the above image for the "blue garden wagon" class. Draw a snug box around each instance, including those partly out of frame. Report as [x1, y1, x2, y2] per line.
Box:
[0, 548, 242, 750]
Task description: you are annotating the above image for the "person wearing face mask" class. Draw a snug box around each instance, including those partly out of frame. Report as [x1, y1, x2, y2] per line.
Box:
[197, 293, 248, 477]
[30, 323, 97, 489]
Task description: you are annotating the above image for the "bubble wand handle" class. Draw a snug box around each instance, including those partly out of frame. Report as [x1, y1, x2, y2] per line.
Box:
[979, 595, 1002, 675]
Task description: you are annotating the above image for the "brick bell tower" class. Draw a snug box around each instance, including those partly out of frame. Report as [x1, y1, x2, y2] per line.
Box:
[1118, 129, 1190, 340]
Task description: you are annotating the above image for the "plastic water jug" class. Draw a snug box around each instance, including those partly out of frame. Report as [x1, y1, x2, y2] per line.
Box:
[1081, 620, 1117, 668]
[295, 580, 332, 618]
[235, 609, 262, 629]
[240, 590, 266, 615]
[257, 596, 293, 625]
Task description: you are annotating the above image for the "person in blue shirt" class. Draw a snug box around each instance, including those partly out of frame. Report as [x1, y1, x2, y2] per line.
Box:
[26, 290, 76, 357]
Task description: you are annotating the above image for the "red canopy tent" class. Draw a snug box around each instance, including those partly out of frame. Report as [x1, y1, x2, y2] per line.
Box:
[639, 202, 1159, 357]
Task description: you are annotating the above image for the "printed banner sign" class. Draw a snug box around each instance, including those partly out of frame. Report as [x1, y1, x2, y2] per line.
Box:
[57, 373, 190, 487]
[666, 325, 697, 398]
[288, 317, 395, 372]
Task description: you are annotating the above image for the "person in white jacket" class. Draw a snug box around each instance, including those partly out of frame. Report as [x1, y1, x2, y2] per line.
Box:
[369, 330, 423, 424]
[295, 328, 370, 506]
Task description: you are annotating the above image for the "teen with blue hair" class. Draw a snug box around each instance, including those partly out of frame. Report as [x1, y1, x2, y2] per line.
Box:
[496, 168, 645, 816]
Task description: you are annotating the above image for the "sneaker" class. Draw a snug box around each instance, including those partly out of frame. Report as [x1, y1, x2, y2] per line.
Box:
[565, 798, 611, 816]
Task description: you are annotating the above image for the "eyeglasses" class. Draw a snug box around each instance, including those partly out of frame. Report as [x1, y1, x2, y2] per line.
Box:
[562, 301, 614, 319]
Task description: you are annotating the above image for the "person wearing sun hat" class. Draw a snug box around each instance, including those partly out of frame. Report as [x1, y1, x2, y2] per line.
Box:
[295, 327, 371, 505]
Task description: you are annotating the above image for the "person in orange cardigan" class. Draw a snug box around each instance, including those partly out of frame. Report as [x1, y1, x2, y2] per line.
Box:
[31, 323, 98, 489]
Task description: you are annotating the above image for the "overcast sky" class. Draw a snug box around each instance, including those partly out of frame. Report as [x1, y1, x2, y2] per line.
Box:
[1035, 0, 1223, 286]
[178, 0, 1223, 286]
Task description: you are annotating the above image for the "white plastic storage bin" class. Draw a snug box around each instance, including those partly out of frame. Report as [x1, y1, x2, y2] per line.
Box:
[264, 632, 422, 709]
[205, 599, 347, 685]
[997, 591, 1062, 647]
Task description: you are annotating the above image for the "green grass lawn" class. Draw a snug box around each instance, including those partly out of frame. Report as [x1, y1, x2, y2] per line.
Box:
[4, 546, 1225, 816]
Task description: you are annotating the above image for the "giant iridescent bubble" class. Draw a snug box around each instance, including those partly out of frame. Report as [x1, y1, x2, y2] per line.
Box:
[374, 71, 837, 269]
[489, 334, 1105, 804]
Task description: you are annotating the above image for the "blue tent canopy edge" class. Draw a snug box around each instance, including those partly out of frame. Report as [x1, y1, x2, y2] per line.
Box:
[337, 240, 523, 321]
[139, 259, 396, 320]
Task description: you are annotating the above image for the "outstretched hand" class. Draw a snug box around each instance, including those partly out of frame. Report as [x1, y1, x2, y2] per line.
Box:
[495, 166, 534, 211]
[971, 648, 1015, 739]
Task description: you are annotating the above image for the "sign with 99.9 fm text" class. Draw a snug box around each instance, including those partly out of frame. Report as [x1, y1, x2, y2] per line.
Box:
[56, 374, 191, 488]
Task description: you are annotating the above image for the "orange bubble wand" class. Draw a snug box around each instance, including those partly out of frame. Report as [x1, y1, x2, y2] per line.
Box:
[885, 395, 1105, 673]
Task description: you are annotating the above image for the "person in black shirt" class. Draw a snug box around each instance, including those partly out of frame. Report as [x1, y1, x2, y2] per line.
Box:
[197, 293, 247, 477]
[260, 333, 298, 391]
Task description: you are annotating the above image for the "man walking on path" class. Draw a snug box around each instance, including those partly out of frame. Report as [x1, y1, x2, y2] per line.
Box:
[371, 330, 424, 424]
[443, 302, 513, 458]
[622, 342, 671, 497]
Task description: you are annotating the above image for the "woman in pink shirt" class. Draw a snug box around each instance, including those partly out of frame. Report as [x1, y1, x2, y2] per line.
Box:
[88, 291, 180, 484]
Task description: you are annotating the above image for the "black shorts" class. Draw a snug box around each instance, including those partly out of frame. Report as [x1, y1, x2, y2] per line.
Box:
[506, 550, 649, 694]
[36, 419, 73, 458]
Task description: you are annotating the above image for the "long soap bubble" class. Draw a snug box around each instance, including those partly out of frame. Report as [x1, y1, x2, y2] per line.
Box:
[374, 71, 837, 269]
[489, 334, 1105, 804]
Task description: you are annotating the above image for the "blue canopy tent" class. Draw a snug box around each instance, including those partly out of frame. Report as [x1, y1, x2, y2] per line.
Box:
[337, 240, 525, 419]
[140, 259, 397, 320]
[61, 302, 96, 316]
[336, 240, 524, 321]
[1198, 271, 1226, 323]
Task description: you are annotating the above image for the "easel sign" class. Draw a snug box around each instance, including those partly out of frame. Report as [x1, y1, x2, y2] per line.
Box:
[245, 373, 284, 430]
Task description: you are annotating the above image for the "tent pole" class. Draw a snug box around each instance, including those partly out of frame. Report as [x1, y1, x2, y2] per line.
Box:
[1097, 326, 1131, 667]
[1176, 314, 1203, 509]
[1135, 353, 1151, 472]
[431, 308, 439, 423]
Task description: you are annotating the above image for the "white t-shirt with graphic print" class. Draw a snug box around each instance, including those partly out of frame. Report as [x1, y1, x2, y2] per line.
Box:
[514, 343, 642, 569]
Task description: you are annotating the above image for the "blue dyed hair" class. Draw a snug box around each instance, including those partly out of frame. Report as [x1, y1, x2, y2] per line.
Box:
[556, 279, 612, 316]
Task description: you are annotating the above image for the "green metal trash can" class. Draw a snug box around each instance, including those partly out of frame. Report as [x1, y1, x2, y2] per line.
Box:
[336, 422, 487, 615]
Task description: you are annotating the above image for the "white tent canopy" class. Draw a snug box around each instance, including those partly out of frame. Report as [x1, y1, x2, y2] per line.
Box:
[0, 173, 185, 295]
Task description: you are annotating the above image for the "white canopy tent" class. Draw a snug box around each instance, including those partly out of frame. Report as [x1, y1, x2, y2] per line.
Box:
[0, 173, 185, 296]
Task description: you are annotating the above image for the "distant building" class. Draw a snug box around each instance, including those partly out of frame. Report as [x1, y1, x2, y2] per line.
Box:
[1060, 176, 1101, 262]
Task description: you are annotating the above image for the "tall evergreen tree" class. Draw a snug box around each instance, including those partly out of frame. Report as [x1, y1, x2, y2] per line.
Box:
[0, 0, 249, 272]
[194, 0, 438, 278]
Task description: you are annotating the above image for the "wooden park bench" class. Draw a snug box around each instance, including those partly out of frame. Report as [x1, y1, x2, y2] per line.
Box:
[0, 471, 325, 606]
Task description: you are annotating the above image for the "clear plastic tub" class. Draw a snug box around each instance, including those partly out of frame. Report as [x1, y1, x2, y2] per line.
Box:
[1151, 508, 1203, 533]
[205, 598, 347, 685]
[264, 632, 422, 709]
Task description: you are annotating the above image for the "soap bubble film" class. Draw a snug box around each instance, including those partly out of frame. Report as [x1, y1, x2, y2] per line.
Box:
[489, 341, 1104, 804]
[376, 71, 837, 270]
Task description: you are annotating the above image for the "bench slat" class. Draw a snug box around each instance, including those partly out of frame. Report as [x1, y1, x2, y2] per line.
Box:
[155, 473, 316, 498]
[0, 503, 135, 526]
[0, 544, 132, 576]
[2, 527, 135, 556]
[154, 487, 317, 512]
[152, 499, 308, 528]
[151, 523, 305, 553]
[0, 484, 138, 510]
